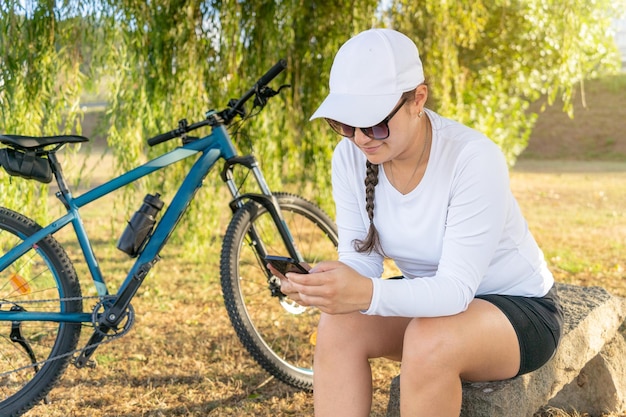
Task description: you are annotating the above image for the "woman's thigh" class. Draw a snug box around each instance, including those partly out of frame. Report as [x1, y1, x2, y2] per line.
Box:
[316, 312, 412, 360]
[402, 299, 521, 382]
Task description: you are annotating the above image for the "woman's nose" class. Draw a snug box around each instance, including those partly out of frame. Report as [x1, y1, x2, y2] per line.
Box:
[352, 128, 373, 145]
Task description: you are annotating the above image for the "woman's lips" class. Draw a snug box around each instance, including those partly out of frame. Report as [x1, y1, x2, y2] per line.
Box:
[360, 143, 383, 154]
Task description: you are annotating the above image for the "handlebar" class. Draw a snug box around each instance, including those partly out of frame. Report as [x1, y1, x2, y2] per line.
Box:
[146, 130, 180, 147]
[147, 119, 210, 147]
[147, 59, 287, 147]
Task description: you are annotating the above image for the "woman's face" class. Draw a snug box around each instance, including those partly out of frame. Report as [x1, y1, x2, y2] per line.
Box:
[349, 85, 428, 165]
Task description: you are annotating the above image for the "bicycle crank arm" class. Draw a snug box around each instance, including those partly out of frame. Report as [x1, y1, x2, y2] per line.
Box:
[102, 258, 158, 327]
[74, 326, 108, 368]
[74, 300, 136, 368]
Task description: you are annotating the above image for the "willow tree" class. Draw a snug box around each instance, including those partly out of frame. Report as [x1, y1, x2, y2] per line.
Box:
[1, 0, 623, 246]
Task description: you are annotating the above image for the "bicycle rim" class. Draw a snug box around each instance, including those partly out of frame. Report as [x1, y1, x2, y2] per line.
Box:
[220, 193, 338, 391]
[0, 207, 82, 417]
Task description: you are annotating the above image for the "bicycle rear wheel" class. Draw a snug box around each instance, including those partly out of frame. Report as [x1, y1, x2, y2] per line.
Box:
[220, 193, 337, 391]
[0, 207, 82, 417]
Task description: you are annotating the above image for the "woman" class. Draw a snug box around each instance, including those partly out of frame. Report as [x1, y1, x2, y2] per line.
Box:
[277, 28, 563, 417]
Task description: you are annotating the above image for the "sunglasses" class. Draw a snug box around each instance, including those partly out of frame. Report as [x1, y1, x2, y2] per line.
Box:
[325, 98, 407, 140]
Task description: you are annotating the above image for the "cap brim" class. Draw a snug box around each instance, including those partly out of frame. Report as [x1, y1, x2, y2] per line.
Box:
[310, 93, 402, 127]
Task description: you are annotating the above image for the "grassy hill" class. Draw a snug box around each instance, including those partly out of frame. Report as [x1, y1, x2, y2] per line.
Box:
[521, 74, 626, 161]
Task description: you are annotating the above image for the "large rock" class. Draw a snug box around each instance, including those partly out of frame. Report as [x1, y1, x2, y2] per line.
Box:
[386, 284, 626, 417]
[544, 330, 626, 416]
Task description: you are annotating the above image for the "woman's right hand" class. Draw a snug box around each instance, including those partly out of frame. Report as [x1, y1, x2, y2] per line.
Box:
[279, 261, 374, 315]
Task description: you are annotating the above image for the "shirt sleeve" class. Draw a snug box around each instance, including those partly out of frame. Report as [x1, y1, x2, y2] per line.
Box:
[363, 140, 511, 317]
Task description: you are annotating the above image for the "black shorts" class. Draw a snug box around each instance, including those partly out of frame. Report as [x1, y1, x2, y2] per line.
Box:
[476, 284, 564, 376]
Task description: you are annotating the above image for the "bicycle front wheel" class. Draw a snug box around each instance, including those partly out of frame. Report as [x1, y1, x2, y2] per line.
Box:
[0, 207, 82, 417]
[220, 193, 338, 391]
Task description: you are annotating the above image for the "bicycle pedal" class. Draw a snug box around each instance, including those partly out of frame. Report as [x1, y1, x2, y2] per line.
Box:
[73, 356, 97, 369]
[86, 359, 97, 369]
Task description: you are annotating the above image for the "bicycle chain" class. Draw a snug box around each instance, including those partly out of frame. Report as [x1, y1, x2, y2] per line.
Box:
[0, 295, 129, 380]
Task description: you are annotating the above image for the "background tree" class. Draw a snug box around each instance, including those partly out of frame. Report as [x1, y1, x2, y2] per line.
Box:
[1, 0, 623, 248]
[0, 0, 91, 220]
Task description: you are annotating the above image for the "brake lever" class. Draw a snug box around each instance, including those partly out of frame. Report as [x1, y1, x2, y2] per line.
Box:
[253, 84, 291, 108]
[275, 84, 291, 94]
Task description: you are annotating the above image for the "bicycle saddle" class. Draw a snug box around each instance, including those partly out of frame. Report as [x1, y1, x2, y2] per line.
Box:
[0, 134, 89, 150]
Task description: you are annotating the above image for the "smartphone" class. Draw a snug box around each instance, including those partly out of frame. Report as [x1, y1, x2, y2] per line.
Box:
[265, 255, 309, 275]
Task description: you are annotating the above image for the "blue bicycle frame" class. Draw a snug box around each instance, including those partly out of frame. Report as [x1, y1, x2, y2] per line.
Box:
[0, 120, 282, 326]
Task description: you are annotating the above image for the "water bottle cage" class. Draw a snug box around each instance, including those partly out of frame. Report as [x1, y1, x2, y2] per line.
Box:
[117, 193, 164, 257]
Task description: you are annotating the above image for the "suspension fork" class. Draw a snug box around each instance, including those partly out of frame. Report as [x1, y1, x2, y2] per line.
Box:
[221, 155, 302, 261]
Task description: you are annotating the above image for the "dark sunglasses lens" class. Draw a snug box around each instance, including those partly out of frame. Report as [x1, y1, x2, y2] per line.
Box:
[326, 119, 355, 138]
[364, 123, 389, 140]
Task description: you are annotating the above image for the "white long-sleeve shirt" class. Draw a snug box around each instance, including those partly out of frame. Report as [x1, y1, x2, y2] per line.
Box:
[332, 110, 553, 318]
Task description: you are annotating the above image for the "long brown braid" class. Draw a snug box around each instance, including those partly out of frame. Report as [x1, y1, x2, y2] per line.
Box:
[352, 161, 385, 255]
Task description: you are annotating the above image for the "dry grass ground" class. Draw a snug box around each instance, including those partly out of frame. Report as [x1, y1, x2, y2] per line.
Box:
[17, 74, 626, 416]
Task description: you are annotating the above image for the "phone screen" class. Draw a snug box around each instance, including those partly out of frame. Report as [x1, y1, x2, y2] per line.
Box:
[265, 255, 309, 275]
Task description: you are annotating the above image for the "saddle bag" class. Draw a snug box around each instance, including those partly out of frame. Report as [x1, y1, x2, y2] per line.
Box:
[0, 148, 53, 183]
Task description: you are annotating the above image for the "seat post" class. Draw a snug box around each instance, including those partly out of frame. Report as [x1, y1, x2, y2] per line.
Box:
[47, 152, 72, 207]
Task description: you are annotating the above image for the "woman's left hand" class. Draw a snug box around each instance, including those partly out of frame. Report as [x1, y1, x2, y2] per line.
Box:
[280, 261, 373, 315]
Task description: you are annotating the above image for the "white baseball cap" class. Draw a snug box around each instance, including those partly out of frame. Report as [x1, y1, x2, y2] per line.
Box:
[310, 28, 425, 127]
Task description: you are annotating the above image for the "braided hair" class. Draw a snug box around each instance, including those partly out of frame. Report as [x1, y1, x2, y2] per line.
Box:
[352, 161, 385, 255]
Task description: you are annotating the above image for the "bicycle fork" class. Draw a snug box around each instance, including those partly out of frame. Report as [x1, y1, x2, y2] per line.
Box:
[222, 155, 303, 298]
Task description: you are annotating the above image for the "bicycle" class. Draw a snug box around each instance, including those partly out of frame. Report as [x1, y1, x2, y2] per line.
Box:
[0, 60, 338, 417]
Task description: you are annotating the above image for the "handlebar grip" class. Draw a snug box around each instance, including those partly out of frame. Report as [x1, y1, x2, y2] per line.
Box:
[147, 130, 179, 147]
[256, 59, 287, 88]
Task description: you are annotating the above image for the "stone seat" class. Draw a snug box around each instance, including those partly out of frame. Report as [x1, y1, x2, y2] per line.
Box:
[386, 283, 626, 417]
